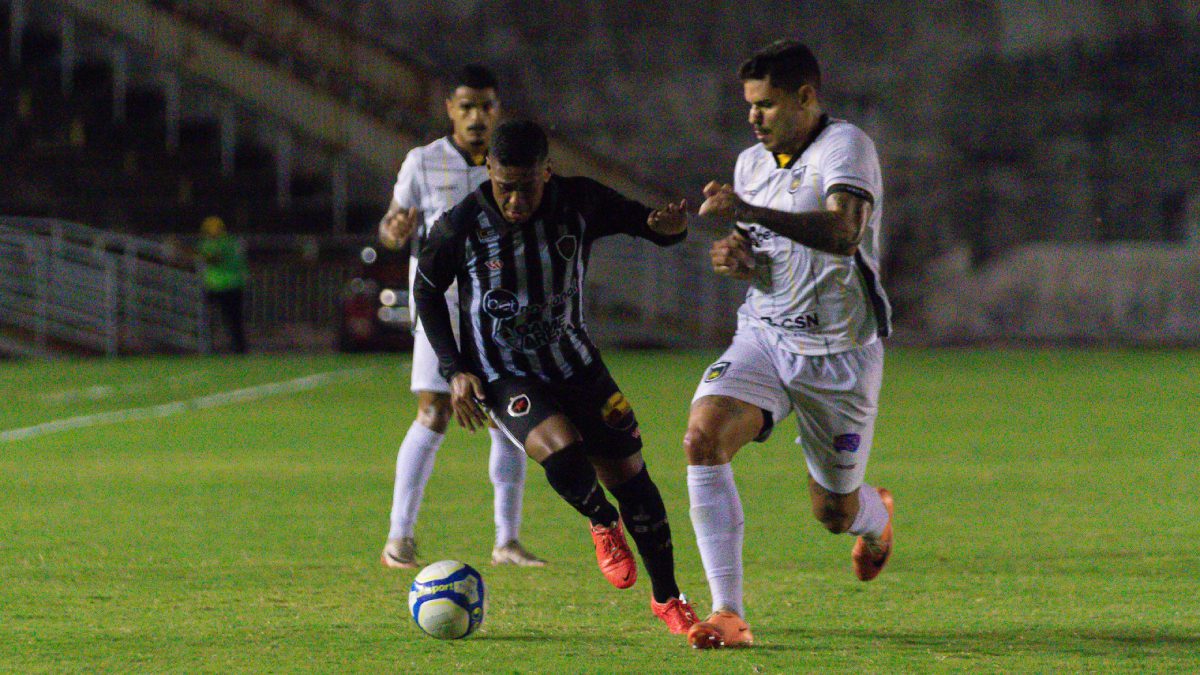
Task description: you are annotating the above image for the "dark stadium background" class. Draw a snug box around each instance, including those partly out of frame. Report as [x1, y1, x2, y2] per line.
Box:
[1, 0, 1197, 356]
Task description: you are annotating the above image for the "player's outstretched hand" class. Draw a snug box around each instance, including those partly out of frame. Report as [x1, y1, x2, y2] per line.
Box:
[379, 206, 419, 250]
[449, 372, 490, 432]
[711, 230, 756, 279]
[698, 181, 743, 221]
[647, 199, 688, 235]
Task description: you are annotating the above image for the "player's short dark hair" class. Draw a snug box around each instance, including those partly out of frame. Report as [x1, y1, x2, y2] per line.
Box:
[739, 40, 821, 92]
[489, 120, 548, 167]
[452, 63, 499, 92]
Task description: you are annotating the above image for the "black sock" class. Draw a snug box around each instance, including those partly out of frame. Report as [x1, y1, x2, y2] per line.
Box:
[608, 464, 680, 603]
[541, 443, 619, 526]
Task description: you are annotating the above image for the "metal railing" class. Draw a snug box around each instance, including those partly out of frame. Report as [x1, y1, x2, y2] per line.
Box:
[0, 218, 208, 355]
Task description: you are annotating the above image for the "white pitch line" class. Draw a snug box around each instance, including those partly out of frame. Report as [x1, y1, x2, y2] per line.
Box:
[38, 372, 210, 406]
[1, 368, 370, 443]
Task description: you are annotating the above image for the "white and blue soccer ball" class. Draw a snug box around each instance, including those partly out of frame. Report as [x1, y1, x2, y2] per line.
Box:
[408, 560, 486, 639]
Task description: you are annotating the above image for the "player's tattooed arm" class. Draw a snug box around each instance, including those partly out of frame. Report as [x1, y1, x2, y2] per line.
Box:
[699, 181, 872, 256]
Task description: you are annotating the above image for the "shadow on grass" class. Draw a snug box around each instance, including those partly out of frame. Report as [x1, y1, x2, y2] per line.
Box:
[762, 626, 1200, 657]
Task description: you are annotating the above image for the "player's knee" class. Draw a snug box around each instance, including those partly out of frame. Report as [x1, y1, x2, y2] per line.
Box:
[416, 394, 453, 432]
[683, 424, 724, 465]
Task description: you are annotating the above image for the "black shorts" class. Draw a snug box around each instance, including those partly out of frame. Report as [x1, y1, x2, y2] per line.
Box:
[482, 362, 643, 459]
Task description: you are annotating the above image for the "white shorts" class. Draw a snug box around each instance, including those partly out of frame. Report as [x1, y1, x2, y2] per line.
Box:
[692, 326, 884, 494]
[409, 294, 460, 395]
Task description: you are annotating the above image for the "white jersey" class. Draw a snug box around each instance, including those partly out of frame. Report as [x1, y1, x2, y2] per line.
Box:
[733, 116, 891, 355]
[391, 136, 489, 321]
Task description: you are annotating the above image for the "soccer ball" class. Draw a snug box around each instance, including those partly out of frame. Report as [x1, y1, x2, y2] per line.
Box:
[408, 560, 486, 639]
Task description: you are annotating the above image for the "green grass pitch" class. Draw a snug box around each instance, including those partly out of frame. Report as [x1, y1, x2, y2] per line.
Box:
[2, 348, 1198, 672]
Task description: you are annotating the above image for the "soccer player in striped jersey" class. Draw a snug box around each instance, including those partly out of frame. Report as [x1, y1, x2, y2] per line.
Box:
[378, 65, 546, 570]
[684, 40, 895, 649]
[413, 119, 699, 634]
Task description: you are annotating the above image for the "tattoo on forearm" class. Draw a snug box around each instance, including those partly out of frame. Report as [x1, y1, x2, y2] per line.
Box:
[735, 192, 869, 256]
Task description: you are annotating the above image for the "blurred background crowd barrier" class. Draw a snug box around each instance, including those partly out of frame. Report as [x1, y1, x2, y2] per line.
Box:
[1, 0, 1196, 356]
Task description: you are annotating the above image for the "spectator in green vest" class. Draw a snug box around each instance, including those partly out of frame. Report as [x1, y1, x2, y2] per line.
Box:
[199, 215, 248, 354]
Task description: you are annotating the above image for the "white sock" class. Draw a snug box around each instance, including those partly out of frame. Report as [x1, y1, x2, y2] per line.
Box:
[688, 463, 745, 617]
[848, 483, 889, 539]
[489, 427, 526, 547]
[387, 421, 444, 540]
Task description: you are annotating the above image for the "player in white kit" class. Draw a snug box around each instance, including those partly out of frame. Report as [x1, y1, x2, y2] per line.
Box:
[684, 41, 894, 648]
[379, 65, 545, 569]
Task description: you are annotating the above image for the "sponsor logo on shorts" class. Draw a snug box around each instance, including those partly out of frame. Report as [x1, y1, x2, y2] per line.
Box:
[834, 463, 857, 470]
[507, 394, 531, 417]
[601, 392, 636, 431]
[703, 361, 730, 383]
[483, 288, 521, 319]
[485, 259, 503, 271]
[556, 235, 578, 261]
[833, 433, 861, 453]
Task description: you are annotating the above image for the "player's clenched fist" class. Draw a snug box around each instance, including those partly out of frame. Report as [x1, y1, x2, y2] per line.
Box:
[698, 181, 744, 220]
[711, 230, 756, 279]
[379, 206, 419, 250]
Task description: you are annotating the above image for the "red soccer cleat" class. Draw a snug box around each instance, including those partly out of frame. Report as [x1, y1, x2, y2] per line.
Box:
[687, 610, 754, 649]
[590, 520, 637, 589]
[852, 487, 895, 581]
[650, 594, 699, 634]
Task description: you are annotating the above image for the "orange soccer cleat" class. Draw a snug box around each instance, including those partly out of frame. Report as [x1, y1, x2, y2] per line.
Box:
[687, 610, 754, 649]
[852, 487, 895, 581]
[590, 520, 637, 589]
[650, 595, 699, 634]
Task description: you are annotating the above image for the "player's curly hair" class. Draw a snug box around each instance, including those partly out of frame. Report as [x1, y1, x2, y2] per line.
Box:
[739, 40, 821, 92]
[489, 120, 548, 167]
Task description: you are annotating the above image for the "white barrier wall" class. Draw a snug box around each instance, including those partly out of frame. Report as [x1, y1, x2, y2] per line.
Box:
[923, 242, 1200, 344]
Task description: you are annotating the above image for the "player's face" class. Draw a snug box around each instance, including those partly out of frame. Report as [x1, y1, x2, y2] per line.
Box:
[488, 160, 551, 225]
[743, 77, 817, 154]
[447, 86, 501, 153]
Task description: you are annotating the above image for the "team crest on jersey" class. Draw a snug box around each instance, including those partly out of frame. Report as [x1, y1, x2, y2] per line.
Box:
[507, 394, 531, 417]
[556, 235, 578, 261]
[600, 392, 636, 431]
[788, 166, 807, 194]
[703, 361, 730, 382]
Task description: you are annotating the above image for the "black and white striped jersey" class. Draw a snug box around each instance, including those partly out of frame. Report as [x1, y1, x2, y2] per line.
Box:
[413, 175, 685, 383]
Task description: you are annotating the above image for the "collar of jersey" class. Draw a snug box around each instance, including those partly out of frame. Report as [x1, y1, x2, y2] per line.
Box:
[446, 136, 487, 167]
[772, 113, 831, 169]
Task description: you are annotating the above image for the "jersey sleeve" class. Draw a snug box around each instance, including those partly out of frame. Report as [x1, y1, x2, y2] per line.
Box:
[576, 177, 685, 246]
[392, 148, 423, 210]
[413, 213, 470, 380]
[731, 149, 758, 234]
[818, 127, 882, 205]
